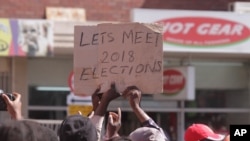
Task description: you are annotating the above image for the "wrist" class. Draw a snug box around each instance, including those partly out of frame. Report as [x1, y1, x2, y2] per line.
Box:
[131, 104, 140, 110]
[94, 102, 109, 116]
[13, 113, 23, 120]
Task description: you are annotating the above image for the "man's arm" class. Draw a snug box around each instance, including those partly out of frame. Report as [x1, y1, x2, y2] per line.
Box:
[123, 86, 168, 141]
[123, 86, 150, 123]
[94, 83, 120, 116]
[103, 107, 122, 141]
[90, 83, 121, 141]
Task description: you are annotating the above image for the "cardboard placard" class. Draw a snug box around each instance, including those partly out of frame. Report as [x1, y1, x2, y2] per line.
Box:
[74, 23, 163, 96]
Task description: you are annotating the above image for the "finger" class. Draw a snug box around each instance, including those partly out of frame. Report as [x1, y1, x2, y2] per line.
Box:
[78, 111, 82, 115]
[108, 114, 114, 124]
[125, 91, 135, 99]
[109, 112, 118, 121]
[122, 89, 131, 98]
[122, 88, 129, 95]
[12, 92, 21, 101]
[95, 85, 101, 93]
[117, 107, 121, 122]
[93, 85, 101, 96]
[109, 112, 118, 117]
[2, 94, 11, 105]
[97, 93, 103, 99]
[88, 111, 94, 118]
[123, 93, 131, 100]
[122, 86, 138, 97]
[130, 86, 140, 91]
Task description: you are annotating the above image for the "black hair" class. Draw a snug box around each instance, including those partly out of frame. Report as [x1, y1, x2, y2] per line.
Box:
[58, 115, 97, 141]
[0, 120, 57, 141]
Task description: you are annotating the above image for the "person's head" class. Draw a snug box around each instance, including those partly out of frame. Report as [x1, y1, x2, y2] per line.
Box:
[185, 123, 226, 141]
[58, 114, 97, 141]
[0, 120, 58, 141]
[129, 127, 167, 141]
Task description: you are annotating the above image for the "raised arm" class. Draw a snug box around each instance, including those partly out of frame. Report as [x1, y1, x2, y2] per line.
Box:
[104, 107, 122, 141]
[122, 86, 150, 123]
[94, 83, 121, 116]
[90, 83, 121, 141]
[123, 86, 169, 141]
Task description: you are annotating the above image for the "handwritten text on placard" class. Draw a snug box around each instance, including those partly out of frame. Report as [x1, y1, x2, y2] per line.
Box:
[74, 23, 163, 96]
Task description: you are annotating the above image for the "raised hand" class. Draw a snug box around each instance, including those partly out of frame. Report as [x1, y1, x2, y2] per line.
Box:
[2, 92, 23, 120]
[106, 107, 122, 139]
[94, 82, 121, 116]
[123, 86, 150, 123]
[122, 86, 142, 109]
[91, 84, 102, 111]
[102, 82, 121, 103]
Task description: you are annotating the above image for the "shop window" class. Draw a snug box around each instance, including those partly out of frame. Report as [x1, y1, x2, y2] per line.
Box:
[28, 86, 69, 119]
[185, 90, 228, 134]
[186, 90, 226, 108]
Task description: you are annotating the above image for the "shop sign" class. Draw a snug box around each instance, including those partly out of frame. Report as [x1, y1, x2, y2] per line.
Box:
[67, 71, 93, 116]
[46, 7, 86, 22]
[67, 105, 92, 116]
[68, 71, 74, 93]
[0, 18, 15, 56]
[0, 18, 54, 57]
[132, 9, 250, 54]
[163, 69, 185, 94]
[154, 66, 195, 100]
[67, 92, 92, 116]
[158, 17, 250, 47]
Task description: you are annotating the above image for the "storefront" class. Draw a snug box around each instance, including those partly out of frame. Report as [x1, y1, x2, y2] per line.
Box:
[130, 8, 250, 141]
[1, 9, 250, 141]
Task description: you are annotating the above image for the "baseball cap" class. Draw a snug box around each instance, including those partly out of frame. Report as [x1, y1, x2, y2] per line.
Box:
[129, 127, 167, 141]
[185, 124, 225, 141]
[58, 115, 97, 141]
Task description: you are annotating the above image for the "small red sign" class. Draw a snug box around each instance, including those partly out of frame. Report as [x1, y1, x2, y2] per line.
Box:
[163, 69, 185, 94]
[157, 17, 250, 46]
[68, 71, 74, 92]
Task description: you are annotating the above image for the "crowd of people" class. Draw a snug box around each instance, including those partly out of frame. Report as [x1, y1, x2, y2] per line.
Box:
[0, 83, 230, 141]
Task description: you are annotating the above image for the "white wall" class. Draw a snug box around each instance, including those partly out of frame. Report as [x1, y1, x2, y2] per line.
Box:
[195, 63, 248, 90]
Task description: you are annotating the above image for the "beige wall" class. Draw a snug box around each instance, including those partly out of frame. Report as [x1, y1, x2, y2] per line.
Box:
[28, 57, 73, 86]
[0, 58, 10, 72]
[12, 58, 28, 118]
[195, 64, 248, 90]
[0, 57, 28, 119]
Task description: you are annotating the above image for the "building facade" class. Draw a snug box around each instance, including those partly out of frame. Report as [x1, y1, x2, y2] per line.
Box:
[1, 1, 250, 141]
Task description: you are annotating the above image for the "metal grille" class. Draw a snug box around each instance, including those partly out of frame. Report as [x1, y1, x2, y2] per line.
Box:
[0, 72, 11, 93]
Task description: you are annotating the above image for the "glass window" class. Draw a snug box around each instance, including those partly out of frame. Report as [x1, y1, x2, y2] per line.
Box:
[28, 86, 69, 119]
[184, 89, 249, 135]
[185, 90, 226, 108]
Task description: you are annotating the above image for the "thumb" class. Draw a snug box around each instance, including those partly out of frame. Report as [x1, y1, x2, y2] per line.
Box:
[88, 111, 94, 118]
[2, 94, 11, 105]
[108, 113, 114, 124]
